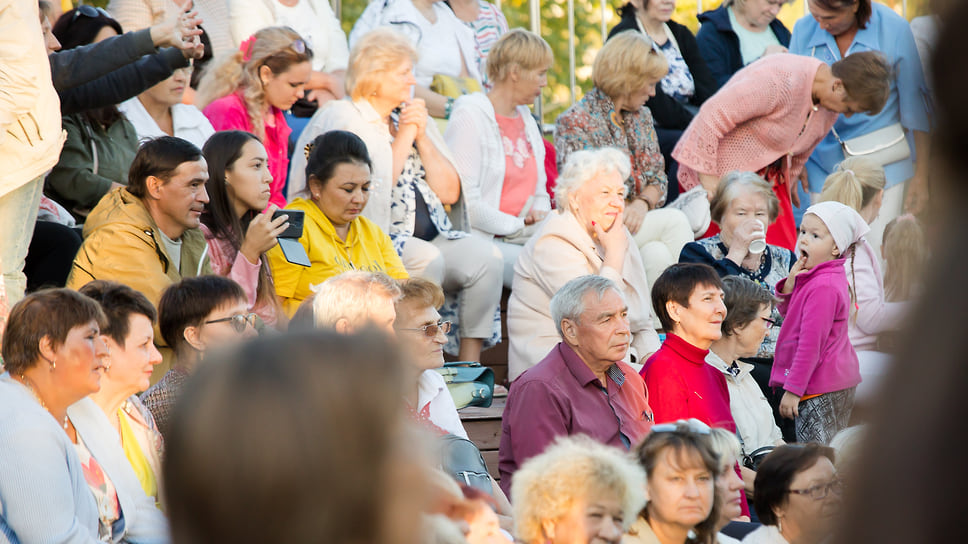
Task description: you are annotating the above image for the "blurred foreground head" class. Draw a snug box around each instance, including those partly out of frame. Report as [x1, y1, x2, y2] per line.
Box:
[835, 2, 968, 543]
[163, 330, 426, 544]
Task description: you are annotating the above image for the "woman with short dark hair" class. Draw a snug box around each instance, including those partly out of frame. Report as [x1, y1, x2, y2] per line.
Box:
[642, 264, 747, 516]
[0, 289, 108, 542]
[746, 444, 842, 544]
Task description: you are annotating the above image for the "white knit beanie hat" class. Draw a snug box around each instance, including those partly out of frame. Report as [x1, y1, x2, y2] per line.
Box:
[803, 201, 870, 255]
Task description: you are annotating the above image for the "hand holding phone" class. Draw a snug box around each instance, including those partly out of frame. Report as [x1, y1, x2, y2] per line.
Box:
[270, 209, 311, 267]
[240, 205, 289, 264]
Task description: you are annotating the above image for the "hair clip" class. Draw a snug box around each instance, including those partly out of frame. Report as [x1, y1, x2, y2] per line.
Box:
[303, 141, 315, 160]
[844, 168, 856, 177]
[239, 35, 257, 62]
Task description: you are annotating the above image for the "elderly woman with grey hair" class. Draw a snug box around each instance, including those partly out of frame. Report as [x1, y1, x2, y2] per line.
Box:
[679, 171, 795, 359]
[512, 435, 646, 544]
[508, 148, 660, 380]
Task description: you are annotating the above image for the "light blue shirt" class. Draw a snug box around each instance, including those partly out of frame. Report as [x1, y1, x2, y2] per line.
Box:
[790, 2, 931, 190]
[728, 6, 781, 65]
[0, 374, 100, 543]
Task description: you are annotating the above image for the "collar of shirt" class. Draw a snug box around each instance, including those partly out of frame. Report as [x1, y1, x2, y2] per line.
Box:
[662, 333, 710, 365]
[803, 8, 881, 56]
[705, 350, 754, 381]
[558, 342, 626, 389]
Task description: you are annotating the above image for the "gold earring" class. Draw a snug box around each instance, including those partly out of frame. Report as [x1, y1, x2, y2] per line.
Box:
[50, 359, 56, 371]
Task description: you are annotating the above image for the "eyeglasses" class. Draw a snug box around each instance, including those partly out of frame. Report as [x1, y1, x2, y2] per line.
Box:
[761, 317, 777, 329]
[789, 479, 844, 500]
[651, 418, 711, 435]
[205, 313, 257, 333]
[72, 4, 112, 22]
[399, 320, 451, 338]
[290, 39, 306, 54]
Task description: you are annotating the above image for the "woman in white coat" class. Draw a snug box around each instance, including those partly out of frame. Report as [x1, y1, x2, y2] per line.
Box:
[444, 29, 552, 286]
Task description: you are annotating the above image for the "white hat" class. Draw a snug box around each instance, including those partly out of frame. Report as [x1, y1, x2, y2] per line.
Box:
[803, 201, 870, 255]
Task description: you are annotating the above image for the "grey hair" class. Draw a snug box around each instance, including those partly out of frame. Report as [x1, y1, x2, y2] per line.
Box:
[550, 275, 624, 338]
[554, 148, 632, 210]
[707, 428, 743, 469]
[709, 170, 780, 225]
[312, 271, 401, 329]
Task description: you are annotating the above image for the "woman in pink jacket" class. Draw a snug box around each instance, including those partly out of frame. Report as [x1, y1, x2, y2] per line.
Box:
[672, 51, 890, 251]
[772, 201, 866, 445]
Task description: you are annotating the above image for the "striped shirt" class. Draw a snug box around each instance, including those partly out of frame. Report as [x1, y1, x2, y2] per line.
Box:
[462, 0, 508, 85]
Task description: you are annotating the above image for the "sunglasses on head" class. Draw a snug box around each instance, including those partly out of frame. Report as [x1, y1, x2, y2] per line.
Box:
[399, 320, 452, 338]
[205, 313, 257, 333]
[72, 4, 112, 22]
[650, 418, 712, 435]
[290, 38, 306, 54]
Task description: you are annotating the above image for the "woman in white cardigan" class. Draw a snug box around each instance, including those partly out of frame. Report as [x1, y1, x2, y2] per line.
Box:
[508, 148, 661, 380]
[444, 29, 552, 287]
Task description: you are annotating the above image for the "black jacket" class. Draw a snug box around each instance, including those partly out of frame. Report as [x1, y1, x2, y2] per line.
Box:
[696, 5, 791, 89]
[49, 29, 190, 115]
[608, 11, 717, 131]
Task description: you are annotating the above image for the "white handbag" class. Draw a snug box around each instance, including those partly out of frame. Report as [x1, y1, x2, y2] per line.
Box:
[831, 123, 911, 167]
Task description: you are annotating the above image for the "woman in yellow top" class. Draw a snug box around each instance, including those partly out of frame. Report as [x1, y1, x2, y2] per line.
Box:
[67, 280, 167, 520]
[269, 130, 408, 316]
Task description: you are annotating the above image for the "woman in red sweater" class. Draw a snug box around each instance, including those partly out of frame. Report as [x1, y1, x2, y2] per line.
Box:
[642, 263, 732, 430]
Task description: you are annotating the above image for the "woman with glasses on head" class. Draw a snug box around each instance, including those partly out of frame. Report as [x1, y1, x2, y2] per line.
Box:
[744, 444, 843, 544]
[626, 418, 722, 544]
[696, 0, 792, 89]
[141, 276, 256, 439]
[196, 26, 314, 208]
[267, 130, 408, 318]
[707, 276, 784, 495]
[202, 131, 290, 328]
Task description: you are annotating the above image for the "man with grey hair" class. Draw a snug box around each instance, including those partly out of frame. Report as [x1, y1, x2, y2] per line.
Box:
[311, 271, 401, 334]
[498, 275, 654, 495]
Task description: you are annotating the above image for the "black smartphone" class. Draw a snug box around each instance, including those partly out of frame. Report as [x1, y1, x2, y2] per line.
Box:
[271, 209, 304, 239]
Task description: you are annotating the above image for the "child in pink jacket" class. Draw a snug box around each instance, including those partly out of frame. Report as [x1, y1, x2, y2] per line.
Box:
[772, 202, 865, 444]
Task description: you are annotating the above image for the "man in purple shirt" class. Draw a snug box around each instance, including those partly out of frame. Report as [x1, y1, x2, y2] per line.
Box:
[499, 275, 654, 495]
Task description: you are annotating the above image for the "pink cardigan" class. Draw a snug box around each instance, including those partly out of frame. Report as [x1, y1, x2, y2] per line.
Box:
[203, 92, 291, 208]
[673, 54, 839, 191]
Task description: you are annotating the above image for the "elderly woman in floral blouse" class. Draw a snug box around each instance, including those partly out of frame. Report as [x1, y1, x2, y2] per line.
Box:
[556, 31, 694, 298]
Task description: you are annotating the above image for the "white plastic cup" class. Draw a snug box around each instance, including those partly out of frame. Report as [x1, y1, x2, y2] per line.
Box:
[748, 220, 767, 254]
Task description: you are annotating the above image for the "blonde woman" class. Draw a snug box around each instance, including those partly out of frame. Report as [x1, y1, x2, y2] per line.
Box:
[555, 31, 694, 306]
[197, 26, 314, 208]
[444, 29, 553, 286]
[818, 157, 907, 404]
[289, 28, 502, 363]
[511, 436, 646, 544]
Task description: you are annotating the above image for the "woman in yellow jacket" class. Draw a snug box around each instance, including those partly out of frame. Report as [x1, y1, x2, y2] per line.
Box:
[268, 130, 408, 316]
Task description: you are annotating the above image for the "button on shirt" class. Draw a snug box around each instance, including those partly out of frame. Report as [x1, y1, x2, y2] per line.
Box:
[498, 342, 654, 496]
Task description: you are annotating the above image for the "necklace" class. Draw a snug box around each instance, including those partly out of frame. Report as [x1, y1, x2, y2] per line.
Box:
[20, 375, 69, 430]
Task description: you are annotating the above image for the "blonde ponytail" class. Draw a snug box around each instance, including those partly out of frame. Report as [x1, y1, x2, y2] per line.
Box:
[818, 157, 886, 214]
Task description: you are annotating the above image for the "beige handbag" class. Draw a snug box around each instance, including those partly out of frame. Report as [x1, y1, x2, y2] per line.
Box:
[831, 123, 911, 167]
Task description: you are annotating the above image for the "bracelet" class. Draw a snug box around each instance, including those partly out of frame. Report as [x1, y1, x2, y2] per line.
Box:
[444, 97, 455, 119]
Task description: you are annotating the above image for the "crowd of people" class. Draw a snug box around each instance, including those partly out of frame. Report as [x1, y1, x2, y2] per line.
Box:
[0, 0, 950, 541]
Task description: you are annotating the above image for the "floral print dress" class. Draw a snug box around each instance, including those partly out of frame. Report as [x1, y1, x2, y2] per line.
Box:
[74, 434, 122, 542]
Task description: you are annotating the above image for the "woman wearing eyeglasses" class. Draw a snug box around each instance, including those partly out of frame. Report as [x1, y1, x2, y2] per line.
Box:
[196, 26, 314, 208]
[141, 276, 256, 439]
[267, 130, 408, 318]
[625, 419, 723, 544]
[706, 276, 785, 501]
[745, 444, 843, 544]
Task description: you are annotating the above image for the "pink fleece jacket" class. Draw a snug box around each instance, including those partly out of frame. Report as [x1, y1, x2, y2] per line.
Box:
[203, 92, 291, 208]
[673, 54, 839, 191]
[772, 258, 861, 397]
